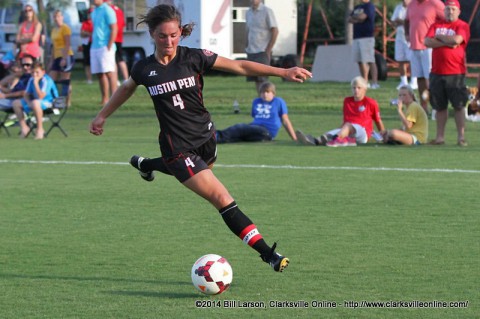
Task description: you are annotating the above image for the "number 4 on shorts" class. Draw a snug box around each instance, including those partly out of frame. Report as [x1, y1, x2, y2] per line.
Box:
[185, 157, 195, 168]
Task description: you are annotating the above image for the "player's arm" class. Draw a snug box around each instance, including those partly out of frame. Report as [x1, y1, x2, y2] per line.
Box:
[213, 56, 311, 83]
[90, 78, 137, 135]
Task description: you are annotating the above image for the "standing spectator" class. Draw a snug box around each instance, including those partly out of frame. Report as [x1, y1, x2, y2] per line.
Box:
[81, 8, 94, 84]
[49, 10, 75, 105]
[216, 82, 297, 143]
[391, 0, 417, 90]
[11, 62, 58, 139]
[108, 0, 129, 83]
[245, 0, 278, 94]
[348, 0, 379, 89]
[382, 85, 428, 145]
[296, 76, 385, 147]
[405, 0, 444, 113]
[91, 0, 118, 106]
[15, 4, 42, 60]
[425, 0, 469, 146]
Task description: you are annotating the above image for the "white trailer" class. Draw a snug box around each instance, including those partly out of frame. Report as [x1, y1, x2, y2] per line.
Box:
[120, 0, 298, 68]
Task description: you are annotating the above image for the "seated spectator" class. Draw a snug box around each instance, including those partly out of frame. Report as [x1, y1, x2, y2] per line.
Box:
[216, 82, 297, 143]
[0, 55, 34, 110]
[11, 62, 58, 139]
[382, 85, 428, 145]
[0, 63, 22, 94]
[296, 76, 385, 147]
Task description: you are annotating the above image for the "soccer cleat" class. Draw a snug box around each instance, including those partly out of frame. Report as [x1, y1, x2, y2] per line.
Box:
[260, 243, 290, 272]
[316, 134, 332, 146]
[130, 155, 155, 182]
[296, 130, 316, 145]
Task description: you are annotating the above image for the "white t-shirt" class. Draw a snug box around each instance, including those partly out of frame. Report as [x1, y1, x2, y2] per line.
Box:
[391, 3, 407, 40]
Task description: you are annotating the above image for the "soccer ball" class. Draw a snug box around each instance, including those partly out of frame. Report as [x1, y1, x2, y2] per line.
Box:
[191, 254, 233, 295]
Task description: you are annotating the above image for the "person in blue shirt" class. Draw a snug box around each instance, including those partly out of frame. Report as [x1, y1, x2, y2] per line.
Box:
[91, 0, 118, 106]
[348, 0, 379, 89]
[216, 82, 297, 143]
[12, 62, 58, 139]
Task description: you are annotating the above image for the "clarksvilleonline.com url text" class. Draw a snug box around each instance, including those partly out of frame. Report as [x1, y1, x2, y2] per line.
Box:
[343, 300, 469, 309]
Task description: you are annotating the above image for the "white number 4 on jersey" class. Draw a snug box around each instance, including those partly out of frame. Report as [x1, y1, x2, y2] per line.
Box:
[173, 94, 185, 109]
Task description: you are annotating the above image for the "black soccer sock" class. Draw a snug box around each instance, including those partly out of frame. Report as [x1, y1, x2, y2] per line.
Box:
[219, 201, 271, 256]
[140, 157, 172, 175]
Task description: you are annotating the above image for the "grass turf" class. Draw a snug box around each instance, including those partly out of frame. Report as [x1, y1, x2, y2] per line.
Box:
[0, 70, 478, 318]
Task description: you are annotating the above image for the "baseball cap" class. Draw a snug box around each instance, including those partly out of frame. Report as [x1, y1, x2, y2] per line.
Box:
[445, 0, 460, 9]
[23, 2, 37, 13]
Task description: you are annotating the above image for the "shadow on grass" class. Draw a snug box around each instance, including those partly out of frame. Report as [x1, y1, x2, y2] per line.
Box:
[107, 290, 198, 298]
[0, 272, 190, 286]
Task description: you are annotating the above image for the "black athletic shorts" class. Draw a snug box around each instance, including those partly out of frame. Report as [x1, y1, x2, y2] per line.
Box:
[429, 73, 468, 110]
[163, 135, 217, 183]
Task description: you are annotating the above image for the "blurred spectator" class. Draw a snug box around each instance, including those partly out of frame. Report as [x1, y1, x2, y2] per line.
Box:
[348, 0, 379, 89]
[0, 56, 34, 110]
[245, 0, 278, 94]
[49, 10, 75, 106]
[425, 0, 469, 146]
[405, 0, 445, 113]
[382, 85, 428, 145]
[91, 0, 118, 106]
[11, 62, 57, 139]
[15, 3, 42, 60]
[296, 76, 385, 147]
[81, 7, 94, 84]
[391, 0, 417, 90]
[108, 0, 129, 83]
[216, 82, 297, 143]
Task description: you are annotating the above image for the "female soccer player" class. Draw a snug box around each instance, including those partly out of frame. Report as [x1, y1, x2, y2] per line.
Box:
[89, 4, 311, 272]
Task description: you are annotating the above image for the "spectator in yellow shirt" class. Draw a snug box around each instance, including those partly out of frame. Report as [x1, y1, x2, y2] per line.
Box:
[49, 10, 75, 105]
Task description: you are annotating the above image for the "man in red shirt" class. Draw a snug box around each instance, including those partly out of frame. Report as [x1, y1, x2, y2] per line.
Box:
[405, 0, 444, 113]
[108, 0, 129, 83]
[425, 0, 469, 146]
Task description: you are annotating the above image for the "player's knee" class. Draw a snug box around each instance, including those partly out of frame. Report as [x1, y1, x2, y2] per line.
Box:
[212, 192, 235, 209]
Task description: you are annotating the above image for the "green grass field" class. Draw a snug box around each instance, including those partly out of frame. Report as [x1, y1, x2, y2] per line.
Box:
[1, 69, 479, 318]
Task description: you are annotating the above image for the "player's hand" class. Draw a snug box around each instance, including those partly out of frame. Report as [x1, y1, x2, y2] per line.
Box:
[90, 116, 105, 136]
[284, 67, 312, 83]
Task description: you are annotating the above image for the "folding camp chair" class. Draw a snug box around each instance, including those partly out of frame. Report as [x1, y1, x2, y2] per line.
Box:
[26, 96, 68, 138]
[44, 96, 68, 137]
[0, 108, 15, 136]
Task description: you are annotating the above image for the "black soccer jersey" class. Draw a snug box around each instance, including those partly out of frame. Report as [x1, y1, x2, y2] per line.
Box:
[130, 46, 218, 157]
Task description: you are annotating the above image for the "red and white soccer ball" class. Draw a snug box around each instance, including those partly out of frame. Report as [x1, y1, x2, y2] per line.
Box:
[191, 254, 233, 295]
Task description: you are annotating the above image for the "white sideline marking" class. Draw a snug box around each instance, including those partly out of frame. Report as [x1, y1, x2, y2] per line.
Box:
[1, 159, 479, 174]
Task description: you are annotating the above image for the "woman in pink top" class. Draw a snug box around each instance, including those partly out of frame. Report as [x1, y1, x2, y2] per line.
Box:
[15, 4, 42, 60]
